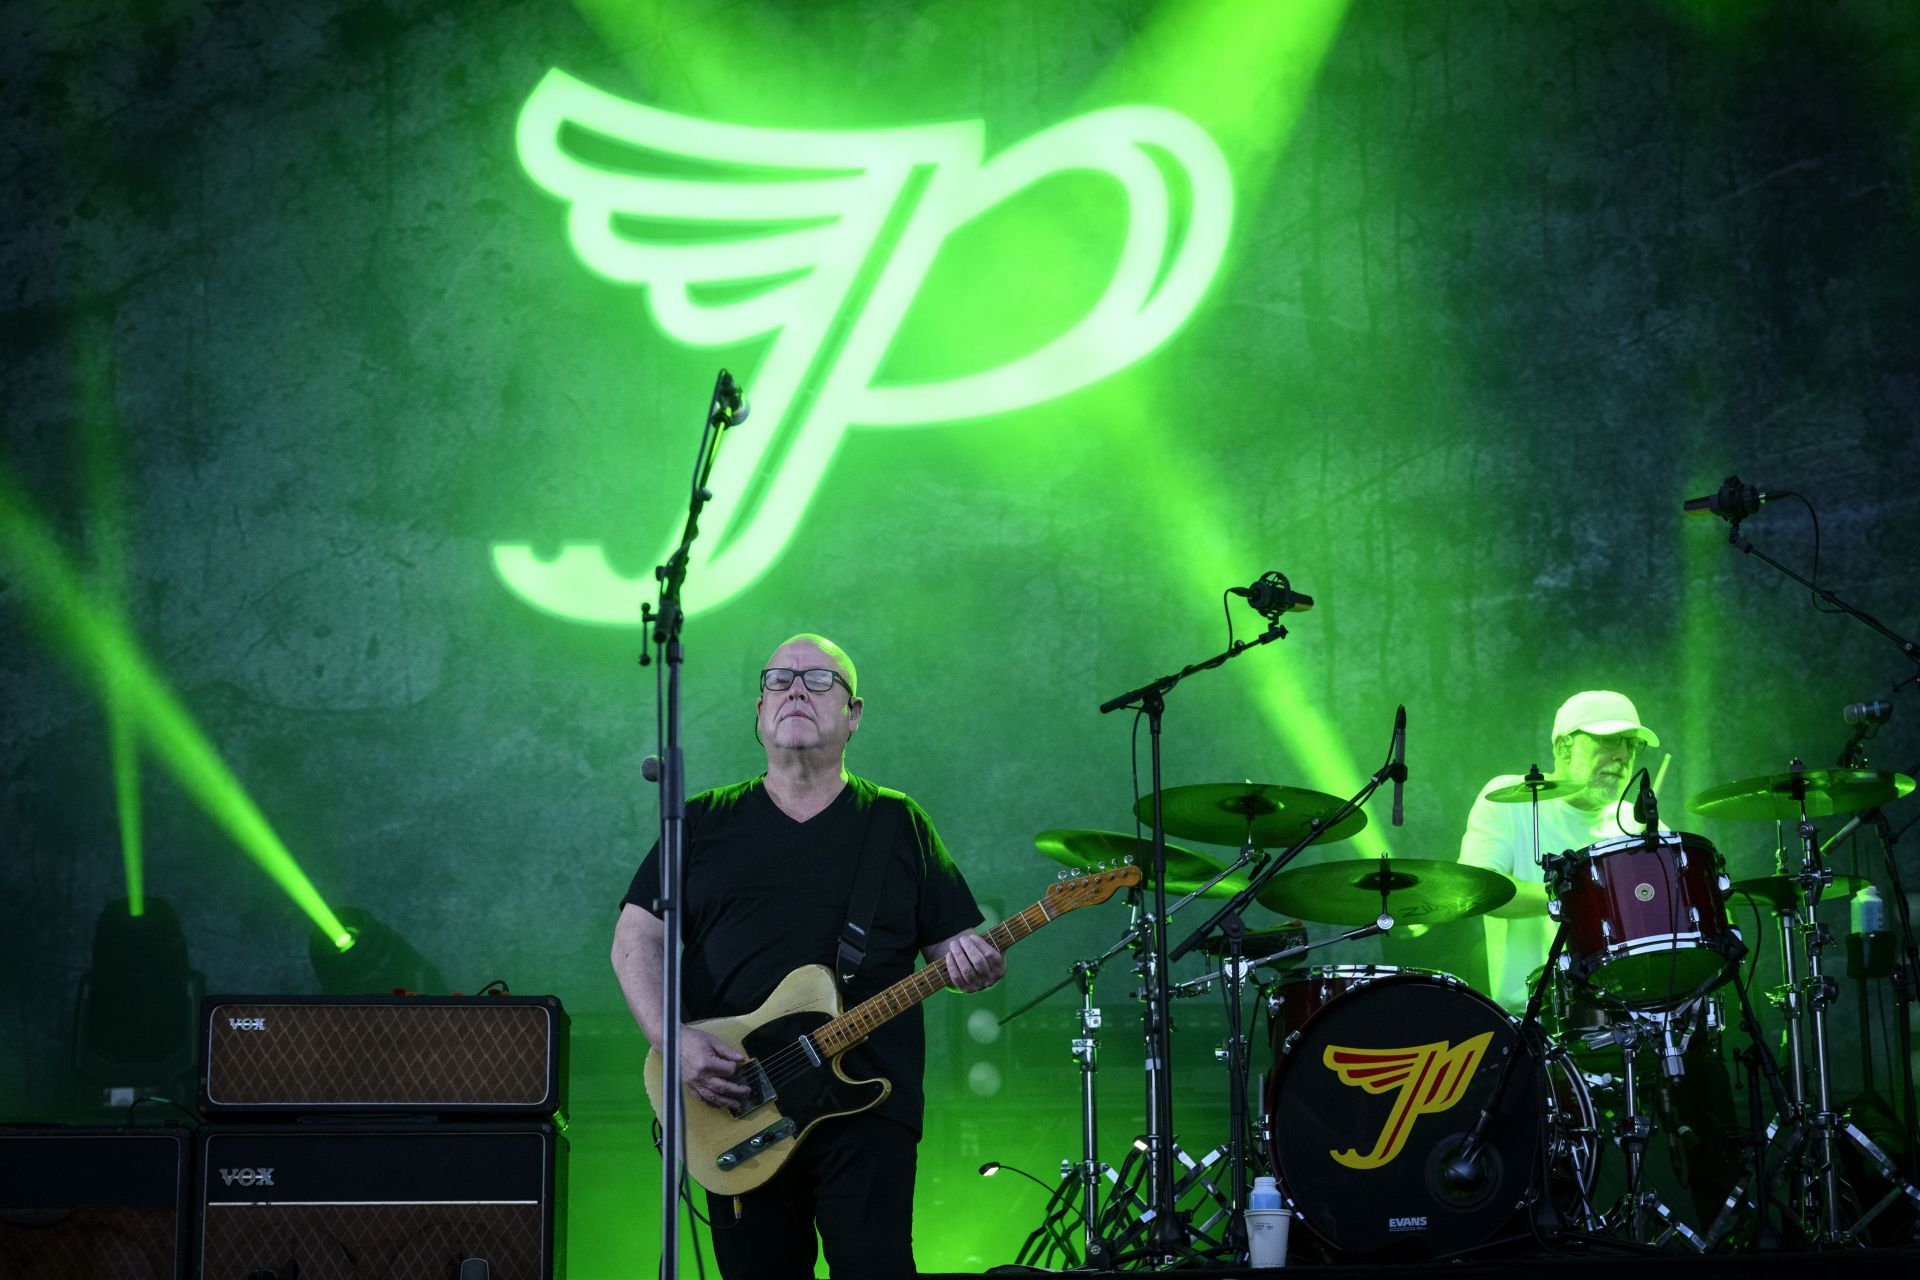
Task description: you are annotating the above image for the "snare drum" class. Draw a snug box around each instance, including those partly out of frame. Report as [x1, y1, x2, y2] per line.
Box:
[1550, 830, 1743, 1008]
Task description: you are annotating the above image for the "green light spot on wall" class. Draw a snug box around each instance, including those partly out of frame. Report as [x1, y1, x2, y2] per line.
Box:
[495, 69, 1232, 623]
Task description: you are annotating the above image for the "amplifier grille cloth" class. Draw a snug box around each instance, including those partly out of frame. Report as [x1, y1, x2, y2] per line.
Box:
[209, 1003, 550, 1104]
[0, 1208, 177, 1280]
[202, 1202, 541, 1280]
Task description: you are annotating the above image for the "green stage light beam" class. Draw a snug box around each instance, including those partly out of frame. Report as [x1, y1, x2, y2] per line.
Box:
[1077, 0, 1378, 849]
[72, 305, 146, 918]
[0, 470, 353, 949]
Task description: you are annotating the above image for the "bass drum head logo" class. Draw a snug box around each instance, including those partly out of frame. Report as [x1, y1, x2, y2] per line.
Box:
[1265, 974, 1545, 1260]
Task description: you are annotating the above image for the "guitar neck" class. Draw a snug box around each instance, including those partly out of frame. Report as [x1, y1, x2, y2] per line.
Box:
[809, 899, 1055, 1058]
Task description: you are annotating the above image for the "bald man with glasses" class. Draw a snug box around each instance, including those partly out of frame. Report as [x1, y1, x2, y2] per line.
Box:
[613, 633, 1002, 1279]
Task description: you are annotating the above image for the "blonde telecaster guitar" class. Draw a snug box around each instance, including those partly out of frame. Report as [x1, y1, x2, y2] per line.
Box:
[645, 866, 1140, 1195]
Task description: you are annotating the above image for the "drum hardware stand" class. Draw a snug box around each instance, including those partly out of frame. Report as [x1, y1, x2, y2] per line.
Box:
[1596, 1015, 1707, 1250]
[1161, 724, 1402, 1256]
[1098, 577, 1305, 1261]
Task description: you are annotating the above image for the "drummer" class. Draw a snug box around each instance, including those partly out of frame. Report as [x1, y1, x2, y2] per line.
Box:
[1458, 689, 1661, 1013]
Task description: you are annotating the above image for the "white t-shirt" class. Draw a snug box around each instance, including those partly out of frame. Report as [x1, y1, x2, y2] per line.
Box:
[1458, 775, 1653, 1011]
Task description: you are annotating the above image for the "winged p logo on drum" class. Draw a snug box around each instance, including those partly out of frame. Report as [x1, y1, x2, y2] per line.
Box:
[1322, 1032, 1493, 1170]
[494, 70, 1233, 622]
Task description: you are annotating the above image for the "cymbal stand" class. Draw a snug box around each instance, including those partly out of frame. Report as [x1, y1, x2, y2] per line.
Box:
[1006, 953, 1128, 1271]
[1786, 765, 1848, 1240]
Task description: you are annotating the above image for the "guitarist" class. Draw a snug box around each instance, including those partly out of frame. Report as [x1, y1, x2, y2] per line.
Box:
[612, 633, 1004, 1278]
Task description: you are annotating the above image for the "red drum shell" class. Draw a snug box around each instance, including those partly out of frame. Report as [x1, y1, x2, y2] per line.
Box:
[1554, 830, 1741, 1009]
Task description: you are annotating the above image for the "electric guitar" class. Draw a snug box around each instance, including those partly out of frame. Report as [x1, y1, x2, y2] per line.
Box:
[645, 866, 1140, 1195]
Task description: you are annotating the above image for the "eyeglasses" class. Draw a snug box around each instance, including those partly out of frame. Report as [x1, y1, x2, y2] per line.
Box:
[760, 667, 854, 696]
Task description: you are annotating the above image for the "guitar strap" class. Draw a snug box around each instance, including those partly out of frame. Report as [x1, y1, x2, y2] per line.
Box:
[836, 792, 903, 988]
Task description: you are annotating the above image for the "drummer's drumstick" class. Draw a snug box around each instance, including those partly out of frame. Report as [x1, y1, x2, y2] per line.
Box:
[1652, 752, 1672, 795]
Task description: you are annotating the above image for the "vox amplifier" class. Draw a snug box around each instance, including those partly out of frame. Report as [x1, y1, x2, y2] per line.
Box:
[0, 1126, 190, 1279]
[197, 1123, 564, 1279]
[200, 995, 567, 1118]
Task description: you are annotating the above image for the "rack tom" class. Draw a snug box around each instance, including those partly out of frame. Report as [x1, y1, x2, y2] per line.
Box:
[1549, 830, 1742, 1009]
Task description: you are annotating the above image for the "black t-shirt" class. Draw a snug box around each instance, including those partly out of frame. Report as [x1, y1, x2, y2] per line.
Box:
[623, 775, 983, 1133]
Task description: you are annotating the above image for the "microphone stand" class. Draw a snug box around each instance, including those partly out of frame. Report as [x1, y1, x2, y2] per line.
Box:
[1718, 516, 1920, 671]
[1097, 612, 1292, 1260]
[640, 369, 746, 1280]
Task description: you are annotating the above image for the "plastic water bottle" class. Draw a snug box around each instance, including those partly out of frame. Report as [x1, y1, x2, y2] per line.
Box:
[1246, 1176, 1289, 1267]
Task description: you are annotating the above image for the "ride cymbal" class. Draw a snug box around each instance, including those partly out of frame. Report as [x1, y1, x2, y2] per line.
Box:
[1134, 783, 1366, 849]
[1687, 769, 1914, 822]
[1258, 857, 1516, 925]
[1034, 829, 1249, 899]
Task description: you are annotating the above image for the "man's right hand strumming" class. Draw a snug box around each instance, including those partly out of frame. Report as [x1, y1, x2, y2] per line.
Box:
[682, 1026, 750, 1109]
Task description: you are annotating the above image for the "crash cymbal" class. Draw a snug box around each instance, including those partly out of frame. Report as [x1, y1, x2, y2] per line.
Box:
[1485, 776, 1586, 804]
[1727, 873, 1871, 912]
[1135, 783, 1366, 849]
[1258, 857, 1516, 925]
[1687, 769, 1914, 822]
[1034, 829, 1249, 898]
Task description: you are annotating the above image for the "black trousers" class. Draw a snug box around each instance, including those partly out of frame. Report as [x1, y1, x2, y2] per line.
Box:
[705, 1112, 918, 1280]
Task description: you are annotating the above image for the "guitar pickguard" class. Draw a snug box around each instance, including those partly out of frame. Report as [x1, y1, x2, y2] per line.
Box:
[736, 1010, 887, 1132]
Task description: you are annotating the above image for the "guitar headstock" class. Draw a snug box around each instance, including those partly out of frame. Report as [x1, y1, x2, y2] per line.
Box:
[1044, 865, 1142, 913]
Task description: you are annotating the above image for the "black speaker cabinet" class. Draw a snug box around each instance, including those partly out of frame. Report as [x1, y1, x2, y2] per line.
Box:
[0, 1126, 190, 1280]
[197, 1124, 564, 1279]
[200, 995, 567, 1118]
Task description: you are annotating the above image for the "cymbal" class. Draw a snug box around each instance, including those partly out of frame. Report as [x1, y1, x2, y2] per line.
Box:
[1485, 776, 1586, 804]
[1258, 857, 1516, 925]
[1135, 783, 1366, 849]
[1727, 874, 1871, 912]
[1687, 769, 1914, 822]
[1034, 829, 1248, 899]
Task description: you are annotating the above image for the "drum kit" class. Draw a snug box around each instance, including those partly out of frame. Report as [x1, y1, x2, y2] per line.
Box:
[1001, 762, 1920, 1265]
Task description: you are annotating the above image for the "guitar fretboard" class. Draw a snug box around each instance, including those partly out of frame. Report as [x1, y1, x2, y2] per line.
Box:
[808, 898, 1055, 1059]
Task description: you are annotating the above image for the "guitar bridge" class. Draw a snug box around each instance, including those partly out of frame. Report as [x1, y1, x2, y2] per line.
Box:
[715, 1116, 798, 1171]
[726, 1058, 779, 1120]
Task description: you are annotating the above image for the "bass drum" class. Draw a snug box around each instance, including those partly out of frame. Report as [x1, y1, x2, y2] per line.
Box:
[1264, 971, 1597, 1260]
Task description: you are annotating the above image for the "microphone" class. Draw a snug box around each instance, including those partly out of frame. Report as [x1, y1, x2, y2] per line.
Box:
[1229, 571, 1314, 618]
[1682, 475, 1772, 523]
[1632, 767, 1658, 833]
[714, 369, 750, 426]
[1390, 706, 1407, 827]
[1844, 699, 1894, 725]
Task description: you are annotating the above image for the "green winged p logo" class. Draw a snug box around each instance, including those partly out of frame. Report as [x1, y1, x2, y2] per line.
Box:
[495, 69, 1232, 623]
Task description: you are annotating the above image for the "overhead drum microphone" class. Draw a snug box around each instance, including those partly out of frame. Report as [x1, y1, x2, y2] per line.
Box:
[1229, 570, 1314, 620]
[1843, 699, 1894, 725]
[1682, 475, 1772, 524]
[713, 368, 750, 426]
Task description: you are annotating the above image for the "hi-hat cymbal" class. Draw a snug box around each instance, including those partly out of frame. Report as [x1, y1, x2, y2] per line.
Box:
[1134, 783, 1366, 849]
[1727, 874, 1871, 912]
[1034, 829, 1249, 899]
[1687, 769, 1914, 822]
[1485, 776, 1586, 804]
[1258, 857, 1516, 925]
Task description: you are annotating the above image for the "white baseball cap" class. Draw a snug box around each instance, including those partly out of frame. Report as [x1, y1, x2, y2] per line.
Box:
[1552, 690, 1659, 749]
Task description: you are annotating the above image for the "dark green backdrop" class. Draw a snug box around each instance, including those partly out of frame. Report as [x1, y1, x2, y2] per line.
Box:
[5, 0, 1919, 1272]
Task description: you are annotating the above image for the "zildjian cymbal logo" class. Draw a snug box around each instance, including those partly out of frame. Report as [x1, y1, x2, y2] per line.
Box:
[1322, 1033, 1493, 1170]
[494, 70, 1233, 623]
